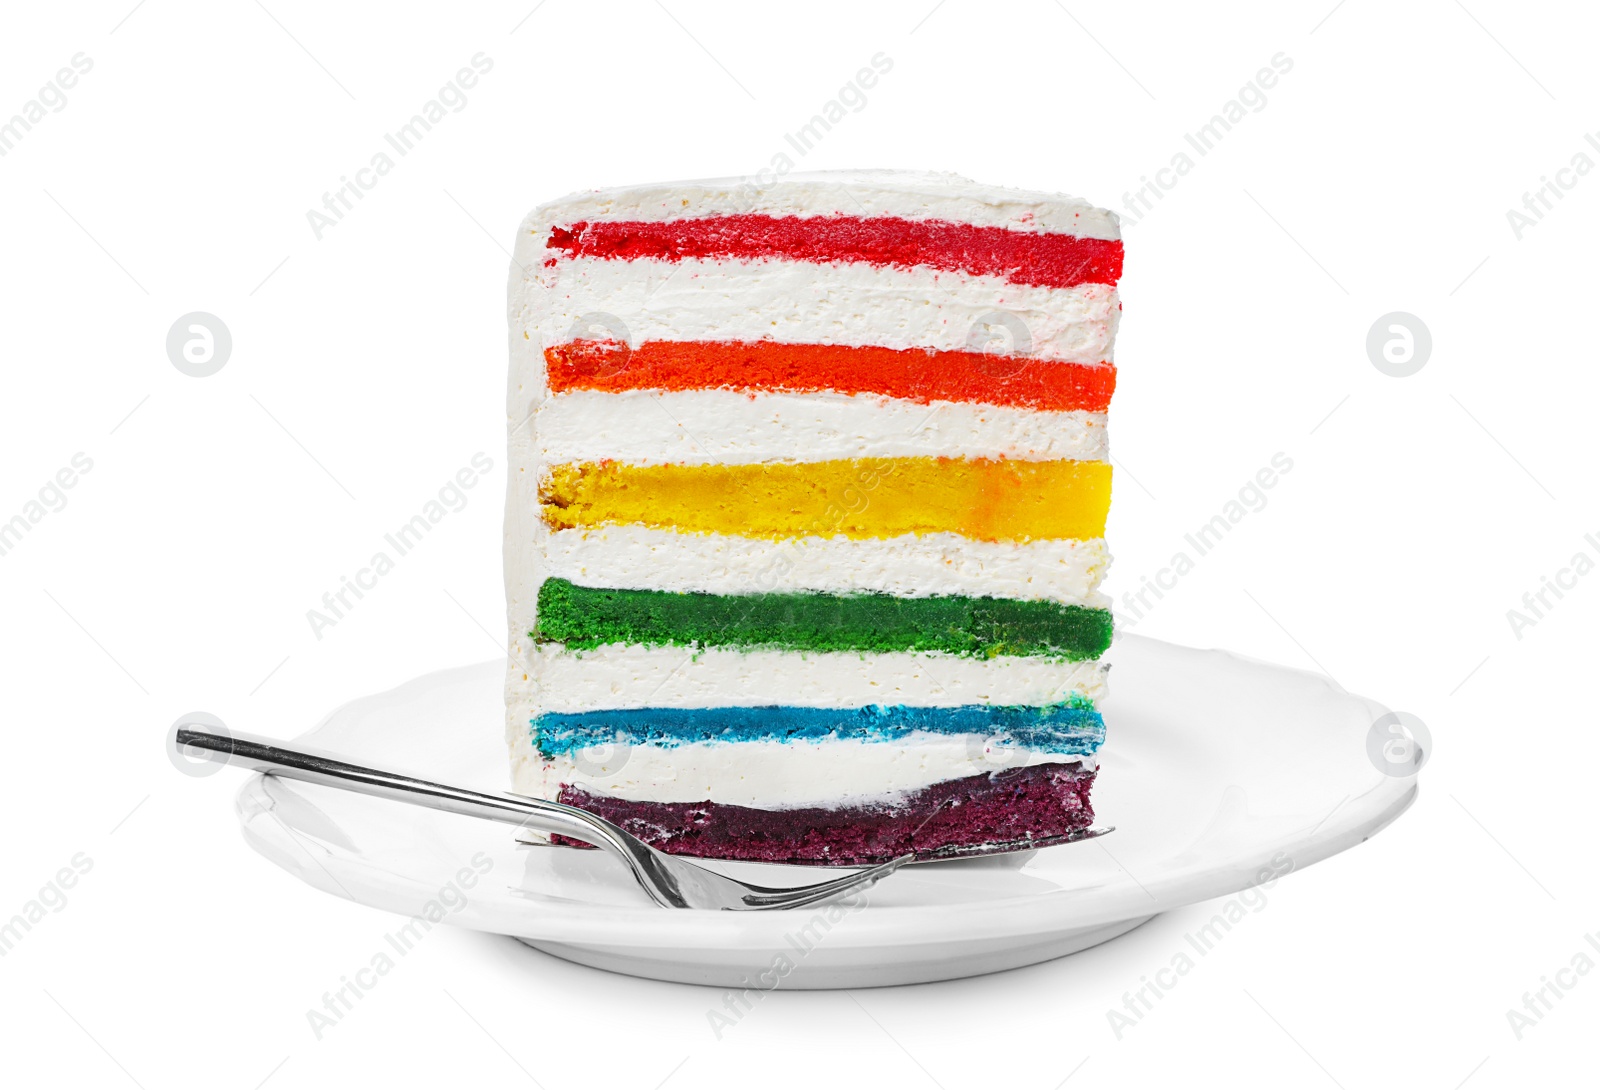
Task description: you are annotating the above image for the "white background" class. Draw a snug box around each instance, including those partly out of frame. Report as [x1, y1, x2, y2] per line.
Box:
[1, 1, 1594, 1086]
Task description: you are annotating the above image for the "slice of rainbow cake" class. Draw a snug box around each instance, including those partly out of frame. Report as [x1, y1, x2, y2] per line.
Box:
[505, 171, 1121, 864]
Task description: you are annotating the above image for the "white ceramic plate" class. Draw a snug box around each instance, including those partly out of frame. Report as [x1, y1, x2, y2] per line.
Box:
[235, 634, 1418, 988]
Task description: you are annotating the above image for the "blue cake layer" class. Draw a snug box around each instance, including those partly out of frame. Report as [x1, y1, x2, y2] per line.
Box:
[532, 703, 1105, 758]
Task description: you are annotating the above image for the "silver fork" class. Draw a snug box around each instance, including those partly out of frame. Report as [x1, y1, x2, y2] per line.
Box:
[171, 727, 911, 911]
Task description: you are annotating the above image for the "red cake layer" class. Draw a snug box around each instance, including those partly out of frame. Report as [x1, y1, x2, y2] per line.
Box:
[545, 339, 1117, 412]
[544, 214, 1123, 289]
[556, 763, 1095, 865]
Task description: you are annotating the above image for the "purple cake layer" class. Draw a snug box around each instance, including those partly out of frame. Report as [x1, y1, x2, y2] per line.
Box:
[556, 762, 1096, 865]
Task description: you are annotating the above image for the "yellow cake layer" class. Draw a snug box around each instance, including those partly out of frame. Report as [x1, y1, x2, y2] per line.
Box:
[539, 457, 1111, 542]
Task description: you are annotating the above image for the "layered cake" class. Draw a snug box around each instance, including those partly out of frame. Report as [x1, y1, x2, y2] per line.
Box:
[505, 170, 1121, 864]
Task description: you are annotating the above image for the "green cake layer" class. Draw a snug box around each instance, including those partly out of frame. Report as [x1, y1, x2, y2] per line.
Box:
[534, 578, 1113, 659]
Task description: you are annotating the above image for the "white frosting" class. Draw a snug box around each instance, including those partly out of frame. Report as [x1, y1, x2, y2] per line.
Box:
[518, 644, 1107, 714]
[536, 390, 1108, 465]
[523, 735, 1097, 809]
[529, 169, 1121, 239]
[543, 526, 1110, 606]
[529, 256, 1118, 365]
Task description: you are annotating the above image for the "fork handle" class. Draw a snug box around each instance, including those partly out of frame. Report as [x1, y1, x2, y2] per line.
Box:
[171, 725, 628, 852]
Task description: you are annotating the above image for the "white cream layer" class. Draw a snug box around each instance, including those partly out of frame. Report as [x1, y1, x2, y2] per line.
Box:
[531, 169, 1121, 239]
[522, 644, 1108, 714]
[521, 735, 1096, 809]
[542, 526, 1110, 606]
[529, 256, 1118, 365]
[536, 389, 1109, 466]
